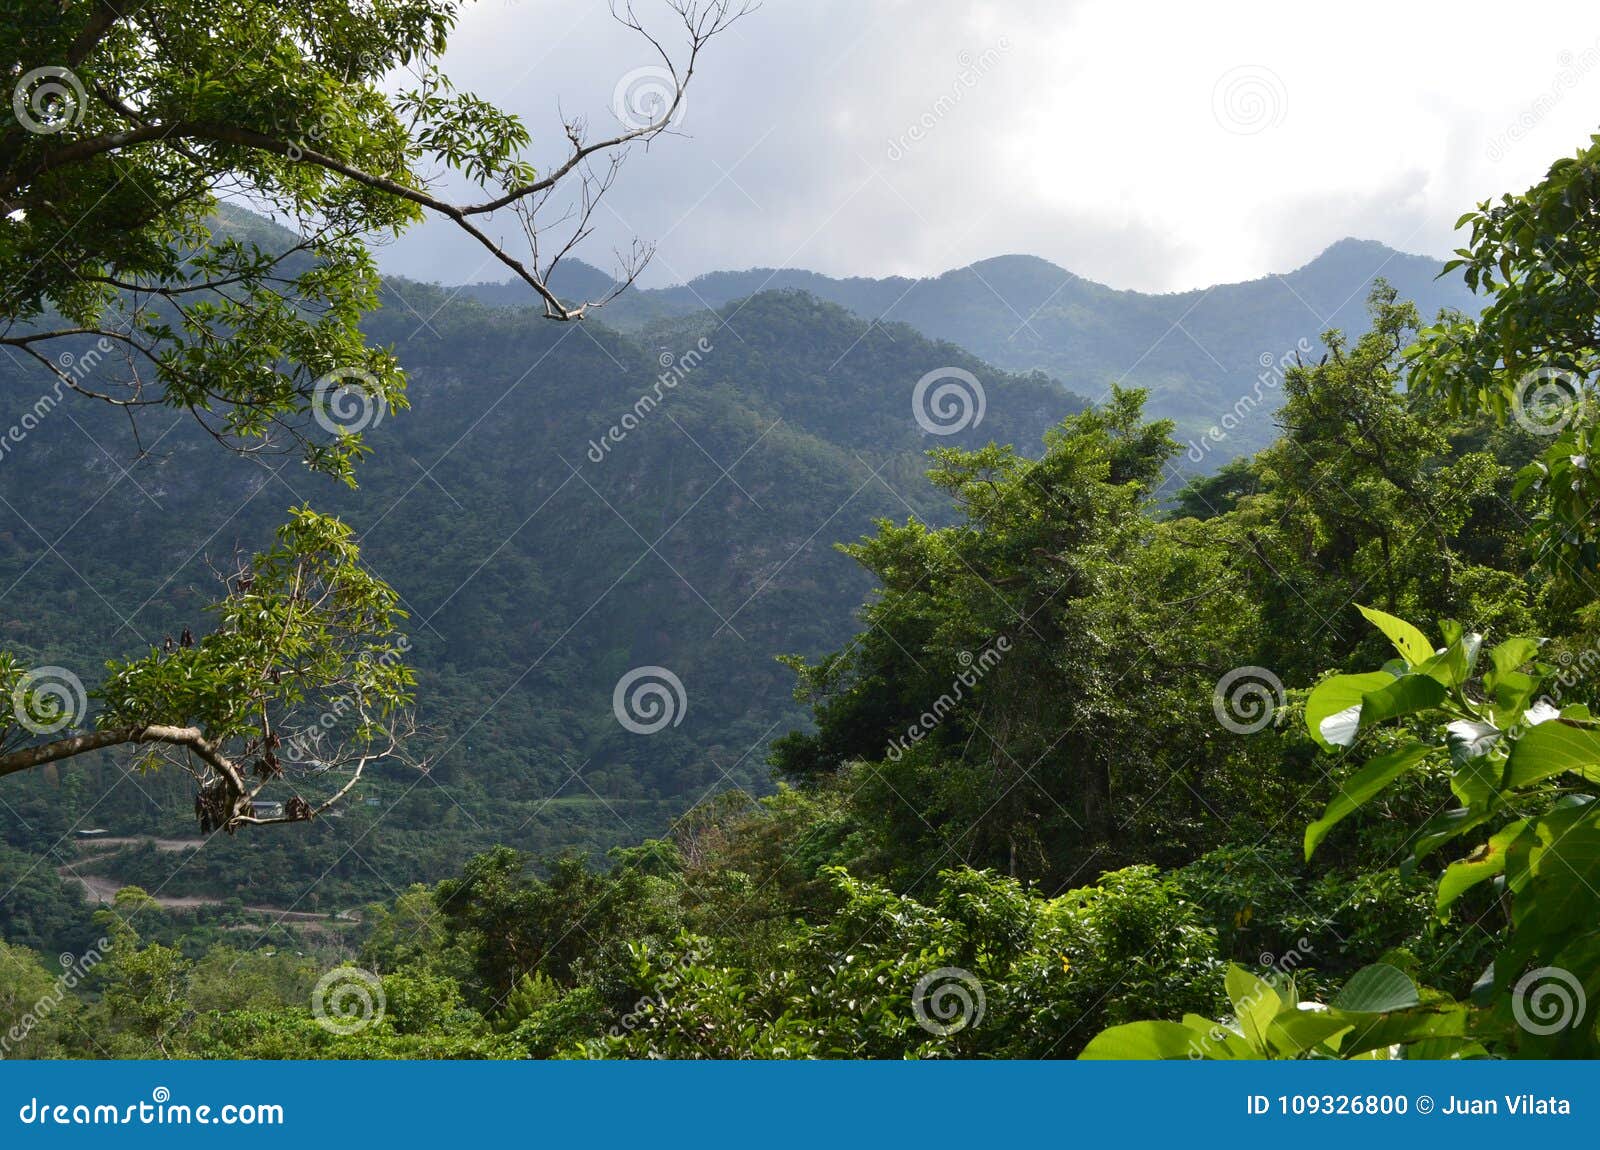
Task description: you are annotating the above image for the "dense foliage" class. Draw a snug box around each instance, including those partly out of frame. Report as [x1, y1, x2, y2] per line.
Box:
[9, 1, 1600, 1066]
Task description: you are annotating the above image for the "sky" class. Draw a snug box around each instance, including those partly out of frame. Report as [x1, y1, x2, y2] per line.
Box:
[376, 0, 1600, 294]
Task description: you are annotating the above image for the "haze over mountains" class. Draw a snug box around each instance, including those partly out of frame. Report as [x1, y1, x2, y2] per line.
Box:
[456, 238, 1479, 459]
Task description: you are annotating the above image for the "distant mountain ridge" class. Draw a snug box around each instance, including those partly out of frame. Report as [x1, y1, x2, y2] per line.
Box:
[454, 239, 1478, 460]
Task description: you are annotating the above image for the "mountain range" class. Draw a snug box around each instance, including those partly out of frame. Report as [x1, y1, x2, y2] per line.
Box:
[0, 270, 1082, 907]
[458, 238, 1479, 459]
[0, 225, 1476, 909]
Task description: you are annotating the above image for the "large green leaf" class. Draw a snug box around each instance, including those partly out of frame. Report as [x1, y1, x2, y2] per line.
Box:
[1413, 626, 1483, 688]
[1225, 965, 1282, 1054]
[1359, 674, 1447, 726]
[1356, 604, 1434, 666]
[1077, 1020, 1210, 1060]
[1305, 671, 1397, 749]
[1484, 636, 1543, 706]
[1305, 743, 1435, 859]
[1504, 720, 1600, 788]
[1437, 819, 1527, 914]
[1331, 963, 1420, 1013]
[1266, 1009, 1354, 1057]
[1449, 725, 1502, 809]
[1335, 1003, 1469, 1057]
[1519, 808, 1600, 938]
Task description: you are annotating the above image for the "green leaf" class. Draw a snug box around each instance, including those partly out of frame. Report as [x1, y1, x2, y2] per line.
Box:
[1305, 743, 1435, 859]
[1437, 819, 1527, 914]
[1358, 674, 1447, 726]
[1484, 636, 1543, 701]
[1412, 805, 1494, 861]
[1331, 963, 1420, 1013]
[1178, 1014, 1255, 1059]
[1450, 738, 1502, 809]
[1335, 1003, 1469, 1057]
[1077, 1020, 1211, 1060]
[1414, 625, 1483, 688]
[1518, 807, 1600, 935]
[1305, 671, 1397, 749]
[1356, 605, 1434, 666]
[1504, 720, 1600, 788]
[1445, 719, 1501, 765]
[1225, 965, 1282, 1054]
[1265, 1008, 1354, 1057]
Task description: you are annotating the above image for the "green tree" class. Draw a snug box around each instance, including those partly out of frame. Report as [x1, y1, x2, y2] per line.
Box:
[1408, 130, 1600, 585]
[1, 508, 416, 829]
[774, 389, 1267, 883]
[1226, 287, 1529, 683]
[0, 940, 82, 1058]
[92, 888, 192, 1056]
[0, 0, 747, 827]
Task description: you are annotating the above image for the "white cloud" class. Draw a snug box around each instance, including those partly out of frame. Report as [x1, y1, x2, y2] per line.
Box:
[378, 0, 1600, 292]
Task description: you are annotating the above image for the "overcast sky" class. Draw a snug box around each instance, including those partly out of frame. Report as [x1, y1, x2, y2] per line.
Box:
[376, 0, 1600, 294]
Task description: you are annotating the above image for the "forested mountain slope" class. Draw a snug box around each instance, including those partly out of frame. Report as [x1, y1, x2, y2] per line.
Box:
[0, 282, 1083, 905]
[460, 240, 1478, 457]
